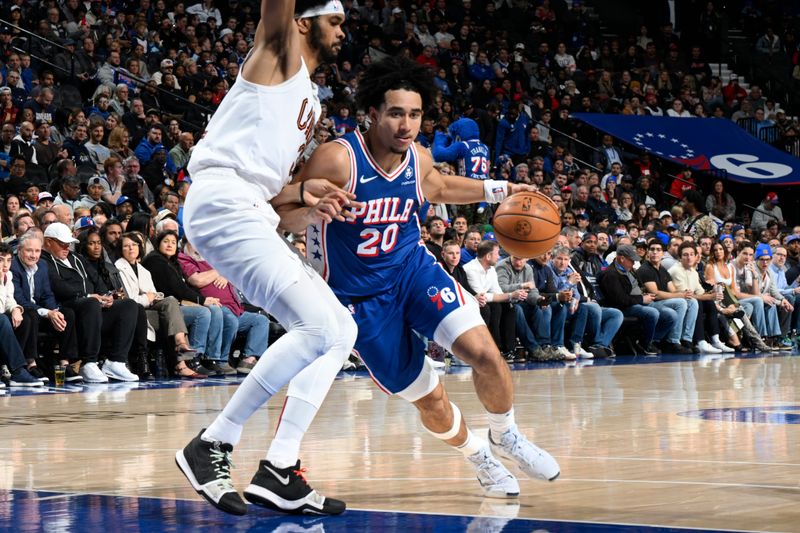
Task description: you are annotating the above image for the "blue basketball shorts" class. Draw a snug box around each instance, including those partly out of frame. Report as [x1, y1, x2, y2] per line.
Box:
[338, 245, 483, 401]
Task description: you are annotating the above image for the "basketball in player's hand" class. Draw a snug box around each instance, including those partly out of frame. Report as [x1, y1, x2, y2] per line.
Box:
[492, 192, 562, 258]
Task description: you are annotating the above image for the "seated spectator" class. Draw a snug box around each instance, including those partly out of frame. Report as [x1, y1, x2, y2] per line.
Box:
[143, 230, 230, 375]
[731, 241, 769, 340]
[180, 239, 269, 374]
[496, 253, 551, 362]
[598, 244, 676, 355]
[11, 231, 83, 383]
[704, 241, 769, 352]
[464, 240, 525, 361]
[549, 247, 594, 359]
[0, 242, 42, 387]
[771, 246, 800, 334]
[41, 222, 139, 382]
[638, 239, 701, 353]
[669, 241, 735, 352]
[459, 229, 482, 265]
[753, 244, 793, 350]
[439, 240, 474, 295]
[114, 232, 203, 377]
[528, 249, 573, 360]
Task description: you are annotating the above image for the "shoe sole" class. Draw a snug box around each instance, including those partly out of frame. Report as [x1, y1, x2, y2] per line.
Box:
[8, 381, 43, 387]
[244, 484, 346, 515]
[103, 371, 139, 382]
[175, 449, 248, 516]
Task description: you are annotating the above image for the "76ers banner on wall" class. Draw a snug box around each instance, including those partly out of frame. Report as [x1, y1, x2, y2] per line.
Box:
[573, 114, 800, 185]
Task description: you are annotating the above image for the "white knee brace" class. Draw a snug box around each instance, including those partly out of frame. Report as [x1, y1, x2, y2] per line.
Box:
[424, 401, 462, 441]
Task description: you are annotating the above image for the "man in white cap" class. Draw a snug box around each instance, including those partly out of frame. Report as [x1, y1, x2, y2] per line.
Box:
[41, 223, 139, 384]
[176, 0, 355, 517]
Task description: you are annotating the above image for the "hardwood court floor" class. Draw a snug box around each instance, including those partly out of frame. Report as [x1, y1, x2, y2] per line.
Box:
[1, 353, 799, 532]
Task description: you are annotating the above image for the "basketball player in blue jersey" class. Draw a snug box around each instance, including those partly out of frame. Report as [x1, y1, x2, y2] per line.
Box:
[278, 57, 561, 498]
[176, 0, 361, 517]
[431, 117, 491, 218]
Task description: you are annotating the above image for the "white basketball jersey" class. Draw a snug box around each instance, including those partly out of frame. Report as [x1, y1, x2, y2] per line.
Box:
[188, 57, 320, 200]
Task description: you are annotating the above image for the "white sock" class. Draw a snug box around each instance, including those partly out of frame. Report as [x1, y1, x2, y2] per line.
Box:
[488, 407, 515, 441]
[456, 430, 489, 457]
[712, 334, 722, 345]
[203, 372, 274, 445]
[267, 397, 318, 468]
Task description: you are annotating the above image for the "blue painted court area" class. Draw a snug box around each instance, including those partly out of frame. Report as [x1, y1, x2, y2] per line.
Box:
[679, 405, 800, 424]
[0, 490, 748, 533]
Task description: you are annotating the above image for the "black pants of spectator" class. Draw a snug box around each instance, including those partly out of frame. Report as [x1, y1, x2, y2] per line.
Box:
[129, 304, 150, 356]
[0, 313, 27, 372]
[692, 300, 721, 344]
[480, 302, 516, 353]
[14, 307, 78, 363]
[63, 297, 138, 363]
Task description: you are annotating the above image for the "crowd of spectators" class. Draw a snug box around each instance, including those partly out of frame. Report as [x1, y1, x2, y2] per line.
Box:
[2, 0, 800, 382]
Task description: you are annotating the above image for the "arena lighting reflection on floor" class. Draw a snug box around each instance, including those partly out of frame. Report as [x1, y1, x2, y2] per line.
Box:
[3, 351, 796, 398]
[0, 490, 745, 533]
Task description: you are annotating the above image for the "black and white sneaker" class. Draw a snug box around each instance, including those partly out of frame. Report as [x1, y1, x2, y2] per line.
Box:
[27, 366, 50, 383]
[243, 459, 345, 515]
[175, 430, 247, 515]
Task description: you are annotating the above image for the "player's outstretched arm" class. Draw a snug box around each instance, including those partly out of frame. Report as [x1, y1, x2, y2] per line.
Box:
[419, 145, 535, 205]
[273, 142, 359, 232]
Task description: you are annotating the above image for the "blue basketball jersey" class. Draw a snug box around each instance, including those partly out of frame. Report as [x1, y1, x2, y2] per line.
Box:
[308, 130, 425, 298]
[457, 140, 491, 181]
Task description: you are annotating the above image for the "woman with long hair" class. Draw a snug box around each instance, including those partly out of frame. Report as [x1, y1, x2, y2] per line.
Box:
[115, 232, 208, 378]
[705, 179, 736, 221]
[632, 202, 649, 227]
[107, 126, 134, 160]
[143, 230, 230, 375]
[704, 241, 768, 351]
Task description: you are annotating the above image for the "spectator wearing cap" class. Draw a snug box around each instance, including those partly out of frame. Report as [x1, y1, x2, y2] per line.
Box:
[114, 195, 136, 219]
[73, 216, 95, 237]
[12, 232, 83, 383]
[52, 176, 82, 215]
[75, 175, 109, 212]
[784, 234, 800, 270]
[751, 192, 785, 233]
[41, 222, 140, 383]
[753, 244, 793, 349]
[599, 244, 676, 355]
[37, 192, 55, 210]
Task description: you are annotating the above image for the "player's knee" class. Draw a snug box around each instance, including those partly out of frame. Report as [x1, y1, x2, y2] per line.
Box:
[293, 309, 342, 356]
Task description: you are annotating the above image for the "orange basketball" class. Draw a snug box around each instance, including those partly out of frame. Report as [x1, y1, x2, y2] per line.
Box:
[492, 191, 562, 258]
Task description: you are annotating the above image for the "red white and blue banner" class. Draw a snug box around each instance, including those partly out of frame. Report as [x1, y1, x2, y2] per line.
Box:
[573, 114, 800, 185]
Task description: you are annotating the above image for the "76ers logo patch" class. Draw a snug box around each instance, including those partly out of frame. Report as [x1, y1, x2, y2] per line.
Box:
[427, 286, 457, 310]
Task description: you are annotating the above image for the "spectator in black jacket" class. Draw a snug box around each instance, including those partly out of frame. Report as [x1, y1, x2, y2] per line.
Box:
[598, 244, 675, 355]
[440, 240, 474, 295]
[142, 230, 229, 375]
[11, 232, 81, 383]
[41, 222, 139, 383]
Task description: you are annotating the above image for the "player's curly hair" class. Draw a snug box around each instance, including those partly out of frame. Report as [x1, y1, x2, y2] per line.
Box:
[355, 56, 437, 113]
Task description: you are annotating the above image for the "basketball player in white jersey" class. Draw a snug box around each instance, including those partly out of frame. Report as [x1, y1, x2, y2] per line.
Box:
[175, 0, 358, 516]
